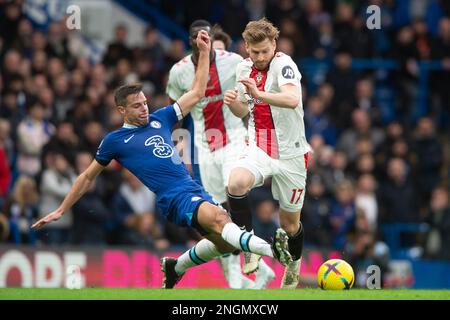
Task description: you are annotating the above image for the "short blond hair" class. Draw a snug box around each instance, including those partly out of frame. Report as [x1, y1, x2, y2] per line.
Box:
[242, 18, 280, 44]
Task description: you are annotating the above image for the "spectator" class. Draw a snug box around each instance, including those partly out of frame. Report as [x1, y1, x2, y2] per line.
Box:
[102, 24, 132, 67]
[423, 186, 450, 260]
[71, 152, 110, 245]
[378, 158, 419, 224]
[355, 174, 378, 233]
[325, 51, 359, 128]
[16, 102, 55, 177]
[329, 179, 357, 250]
[2, 175, 39, 244]
[252, 199, 279, 243]
[411, 117, 444, 207]
[430, 17, 450, 130]
[79, 121, 104, 156]
[304, 95, 337, 146]
[352, 78, 381, 125]
[42, 120, 79, 167]
[0, 212, 9, 242]
[0, 143, 11, 206]
[301, 175, 332, 247]
[38, 152, 76, 244]
[337, 109, 385, 163]
[111, 169, 169, 249]
[320, 149, 352, 196]
[0, 119, 14, 166]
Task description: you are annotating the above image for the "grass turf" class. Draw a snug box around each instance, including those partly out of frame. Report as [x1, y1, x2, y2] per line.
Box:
[0, 288, 449, 300]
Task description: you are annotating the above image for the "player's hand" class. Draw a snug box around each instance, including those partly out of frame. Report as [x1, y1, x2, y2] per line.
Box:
[239, 78, 261, 100]
[31, 209, 64, 229]
[224, 89, 238, 105]
[196, 30, 211, 53]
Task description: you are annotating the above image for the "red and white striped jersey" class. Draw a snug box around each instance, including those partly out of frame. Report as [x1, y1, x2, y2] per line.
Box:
[236, 52, 311, 159]
[166, 49, 246, 152]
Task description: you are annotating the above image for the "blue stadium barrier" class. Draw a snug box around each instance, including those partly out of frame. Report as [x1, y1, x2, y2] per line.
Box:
[381, 223, 430, 259]
[411, 260, 450, 289]
[298, 58, 445, 124]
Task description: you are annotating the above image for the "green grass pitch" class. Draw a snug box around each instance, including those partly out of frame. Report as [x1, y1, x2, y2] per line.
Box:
[0, 288, 449, 300]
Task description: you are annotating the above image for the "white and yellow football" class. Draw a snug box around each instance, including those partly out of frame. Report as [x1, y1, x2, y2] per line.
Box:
[317, 259, 355, 290]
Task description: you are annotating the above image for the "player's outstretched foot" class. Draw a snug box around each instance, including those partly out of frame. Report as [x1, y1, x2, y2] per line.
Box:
[243, 252, 261, 274]
[253, 262, 275, 289]
[272, 228, 293, 266]
[281, 258, 302, 289]
[161, 257, 183, 289]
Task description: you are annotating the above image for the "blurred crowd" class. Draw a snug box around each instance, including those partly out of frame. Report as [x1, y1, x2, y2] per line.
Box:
[0, 0, 449, 267]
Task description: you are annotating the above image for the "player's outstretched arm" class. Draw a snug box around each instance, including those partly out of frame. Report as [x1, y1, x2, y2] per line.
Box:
[240, 79, 300, 109]
[31, 160, 105, 229]
[176, 30, 211, 116]
[224, 89, 249, 118]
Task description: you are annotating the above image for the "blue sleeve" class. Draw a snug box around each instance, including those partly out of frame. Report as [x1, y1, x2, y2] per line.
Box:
[152, 104, 182, 128]
[95, 133, 116, 166]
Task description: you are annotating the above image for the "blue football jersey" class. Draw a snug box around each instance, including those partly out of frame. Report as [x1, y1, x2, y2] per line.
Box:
[95, 104, 213, 222]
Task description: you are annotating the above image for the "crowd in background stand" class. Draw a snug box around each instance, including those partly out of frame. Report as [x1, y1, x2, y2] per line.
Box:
[0, 0, 449, 285]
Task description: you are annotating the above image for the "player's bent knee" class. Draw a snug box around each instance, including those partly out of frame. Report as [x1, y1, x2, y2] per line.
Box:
[228, 169, 253, 195]
[213, 207, 232, 234]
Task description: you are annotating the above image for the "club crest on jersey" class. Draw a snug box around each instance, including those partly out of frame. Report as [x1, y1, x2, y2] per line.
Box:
[150, 121, 161, 129]
[256, 72, 263, 83]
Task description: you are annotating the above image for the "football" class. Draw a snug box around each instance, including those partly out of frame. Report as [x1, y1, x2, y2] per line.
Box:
[317, 259, 355, 290]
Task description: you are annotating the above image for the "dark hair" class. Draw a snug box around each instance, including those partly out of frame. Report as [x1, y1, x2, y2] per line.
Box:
[189, 20, 212, 36]
[114, 83, 143, 107]
[212, 24, 232, 49]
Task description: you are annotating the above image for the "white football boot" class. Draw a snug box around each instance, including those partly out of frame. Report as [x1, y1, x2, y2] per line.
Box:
[281, 258, 302, 289]
[253, 258, 275, 289]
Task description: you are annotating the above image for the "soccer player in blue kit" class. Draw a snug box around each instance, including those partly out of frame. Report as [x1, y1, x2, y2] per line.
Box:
[32, 30, 292, 289]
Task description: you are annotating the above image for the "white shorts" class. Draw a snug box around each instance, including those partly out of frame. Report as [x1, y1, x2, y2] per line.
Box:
[198, 143, 246, 204]
[234, 146, 309, 212]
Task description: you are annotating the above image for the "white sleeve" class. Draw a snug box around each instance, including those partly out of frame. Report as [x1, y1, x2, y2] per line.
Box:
[276, 55, 302, 88]
[166, 66, 184, 101]
[173, 102, 184, 120]
[236, 62, 251, 102]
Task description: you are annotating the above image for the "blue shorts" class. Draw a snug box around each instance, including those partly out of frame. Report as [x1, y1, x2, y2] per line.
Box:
[165, 187, 218, 230]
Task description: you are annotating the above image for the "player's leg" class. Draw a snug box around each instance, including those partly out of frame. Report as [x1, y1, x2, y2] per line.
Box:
[227, 148, 272, 274]
[162, 201, 292, 288]
[226, 167, 255, 231]
[271, 153, 308, 289]
[161, 236, 227, 289]
[197, 202, 293, 269]
[200, 148, 252, 289]
[279, 209, 304, 289]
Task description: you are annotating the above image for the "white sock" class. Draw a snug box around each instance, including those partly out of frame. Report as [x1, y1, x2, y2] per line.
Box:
[175, 239, 222, 275]
[221, 223, 274, 258]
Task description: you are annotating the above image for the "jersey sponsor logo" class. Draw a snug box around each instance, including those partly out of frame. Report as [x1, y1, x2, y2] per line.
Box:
[282, 66, 295, 79]
[150, 121, 161, 128]
[144, 135, 174, 158]
[191, 196, 202, 202]
[124, 134, 135, 143]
